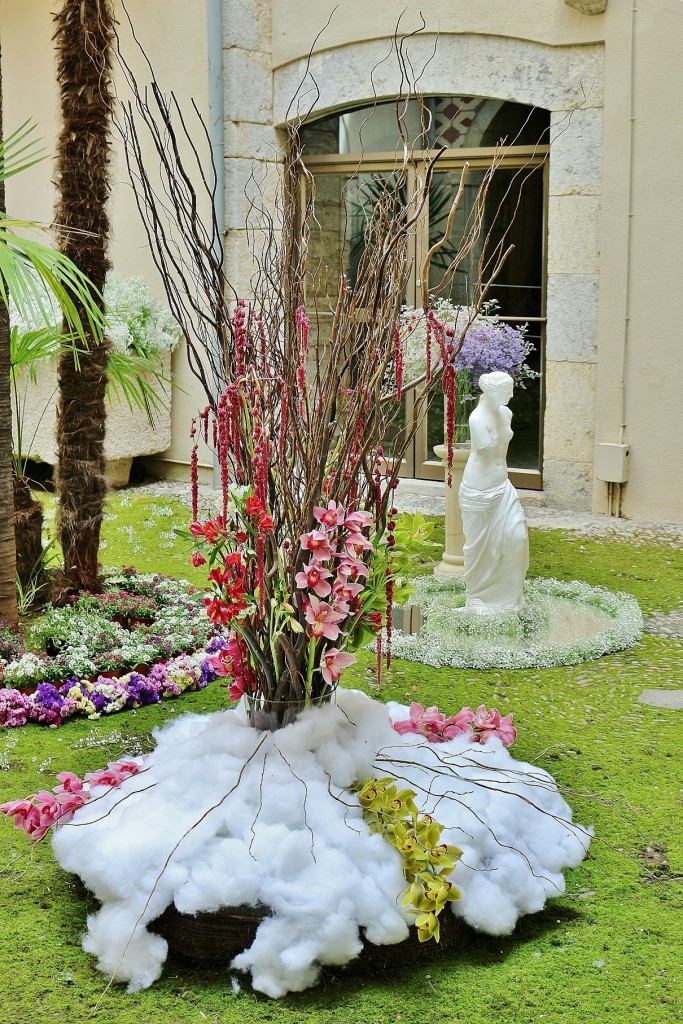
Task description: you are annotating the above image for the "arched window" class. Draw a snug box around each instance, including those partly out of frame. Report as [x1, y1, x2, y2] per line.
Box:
[301, 97, 549, 487]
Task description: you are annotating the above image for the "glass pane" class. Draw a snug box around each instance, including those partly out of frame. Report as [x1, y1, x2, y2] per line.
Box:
[424, 165, 544, 471]
[301, 99, 550, 155]
[307, 171, 411, 464]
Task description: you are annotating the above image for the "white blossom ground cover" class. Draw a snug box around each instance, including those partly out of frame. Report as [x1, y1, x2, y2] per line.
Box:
[389, 576, 643, 670]
[51, 689, 591, 998]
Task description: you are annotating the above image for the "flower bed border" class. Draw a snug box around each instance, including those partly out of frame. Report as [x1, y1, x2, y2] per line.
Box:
[389, 575, 643, 670]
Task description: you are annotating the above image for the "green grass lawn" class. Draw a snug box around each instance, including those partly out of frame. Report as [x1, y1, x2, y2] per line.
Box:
[1, 494, 682, 1024]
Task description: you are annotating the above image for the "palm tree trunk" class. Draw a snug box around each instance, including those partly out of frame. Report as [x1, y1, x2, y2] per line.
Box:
[0, 45, 18, 625]
[53, 0, 114, 600]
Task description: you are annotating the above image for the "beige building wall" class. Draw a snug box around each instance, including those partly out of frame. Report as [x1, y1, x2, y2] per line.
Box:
[3, 1, 682, 521]
[0, 0, 212, 476]
[594, 0, 683, 521]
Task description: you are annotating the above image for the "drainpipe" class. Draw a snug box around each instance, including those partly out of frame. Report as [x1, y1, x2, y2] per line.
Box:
[597, 0, 636, 516]
[207, 0, 224, 490]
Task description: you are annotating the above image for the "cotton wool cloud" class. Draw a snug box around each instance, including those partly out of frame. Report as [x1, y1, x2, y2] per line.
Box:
[51, 690, 591, 998]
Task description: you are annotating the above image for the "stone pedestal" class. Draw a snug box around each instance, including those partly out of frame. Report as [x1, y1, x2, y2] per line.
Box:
[433, 443, 470, 575]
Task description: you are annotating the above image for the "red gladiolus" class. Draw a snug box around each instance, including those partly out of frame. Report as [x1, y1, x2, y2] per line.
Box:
[191, 551, 206, 568]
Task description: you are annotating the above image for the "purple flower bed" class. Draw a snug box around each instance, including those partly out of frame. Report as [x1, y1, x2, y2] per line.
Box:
[0, 651, 218, 729]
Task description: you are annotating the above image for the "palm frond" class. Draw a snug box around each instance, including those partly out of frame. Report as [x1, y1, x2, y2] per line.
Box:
[0, 220, 105, 342]
[9, 325, 84, 383]
[106, 349, 172, 428]
[0, 120, 46, 181]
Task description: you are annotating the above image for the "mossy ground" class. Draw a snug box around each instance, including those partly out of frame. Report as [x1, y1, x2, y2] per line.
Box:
[1, 495, 681, 1024]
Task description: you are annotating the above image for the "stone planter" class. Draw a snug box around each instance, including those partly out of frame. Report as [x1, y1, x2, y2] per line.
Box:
[14, 351, 172, 487]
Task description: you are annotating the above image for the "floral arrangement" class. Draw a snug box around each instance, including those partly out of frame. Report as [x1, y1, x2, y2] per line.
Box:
[392, 701, 516, 746]
[183, 464, 422, 726]
[399, 298, 536, 444]
[0, 649, 214, 729]
[1, 759, 142, 841]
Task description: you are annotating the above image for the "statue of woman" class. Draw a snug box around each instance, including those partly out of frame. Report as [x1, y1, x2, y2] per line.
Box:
[459, 370, 529, 613]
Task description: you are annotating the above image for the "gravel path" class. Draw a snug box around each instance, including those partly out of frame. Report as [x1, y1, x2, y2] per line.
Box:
[131, 477, 683, 546]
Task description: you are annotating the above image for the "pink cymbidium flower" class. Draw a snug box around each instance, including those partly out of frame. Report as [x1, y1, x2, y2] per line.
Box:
[332, 578, 364, 603]
[85, 760, 140, 789]
[393, 702, 479, 743]
[344, 509, 373, 532]
[53, 771, 85, 794]
[300, 530, 334, 560]
[441, 706, 475, 740]
[295, 560, 333, 597]
[337, 555, 369, 580]
[207, 649, 231, 677]
[471, 705, 517, 747]
[344, 532, 374, 558]
[313, 501, 346, 530]
[392, 702, 448, 742]
[320, 647, 357, 686]
[304, 595, 346, 640]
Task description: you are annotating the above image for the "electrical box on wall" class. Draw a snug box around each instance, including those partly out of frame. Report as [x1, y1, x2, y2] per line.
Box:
[596, 442, 630, 483]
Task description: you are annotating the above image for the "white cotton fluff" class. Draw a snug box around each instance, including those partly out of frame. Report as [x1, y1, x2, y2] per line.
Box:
[51, 690, 591, 998]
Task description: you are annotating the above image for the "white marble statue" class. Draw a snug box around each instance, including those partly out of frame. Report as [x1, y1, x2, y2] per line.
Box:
[459, 371, 529, 613]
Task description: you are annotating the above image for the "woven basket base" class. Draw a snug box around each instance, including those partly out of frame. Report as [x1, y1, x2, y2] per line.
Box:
[153, 903, 456, 966]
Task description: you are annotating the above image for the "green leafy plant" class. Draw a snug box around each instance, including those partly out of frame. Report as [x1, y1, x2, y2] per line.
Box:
[354, 775, 462, 942]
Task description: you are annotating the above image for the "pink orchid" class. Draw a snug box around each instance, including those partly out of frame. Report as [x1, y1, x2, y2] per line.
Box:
[55, 790, 87, 818]
[471, 705, 517, 747]
[344, 532, 374, 558]
[441, 707, 475, 740]
[228, 675, 247, 701]
[300, 530, 334, 560]
[344, 508, 373, 532]
[393, 702, 449, 743]
[295, 560, 333, 597]
[337, 555, 369, 580]
[304, 595, 346, 641]
[0, 797, 35, 832]
[25, 792, 66, 841]
[85, 760, 140, 788]
[332, 579, 364, 603]
[392, 702, 479, 743]
[320, 648, 357, 686]
[313, 501, 346, 530]
[53, 771, 85, 795]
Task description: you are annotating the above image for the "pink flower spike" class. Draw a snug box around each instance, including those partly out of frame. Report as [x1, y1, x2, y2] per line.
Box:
[294, 560, 333, 598]
[320, 648, 357, 686]
[300, 530, 334, 561]
[313, 501, 346, 530]
[344, 509, 373, 531]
